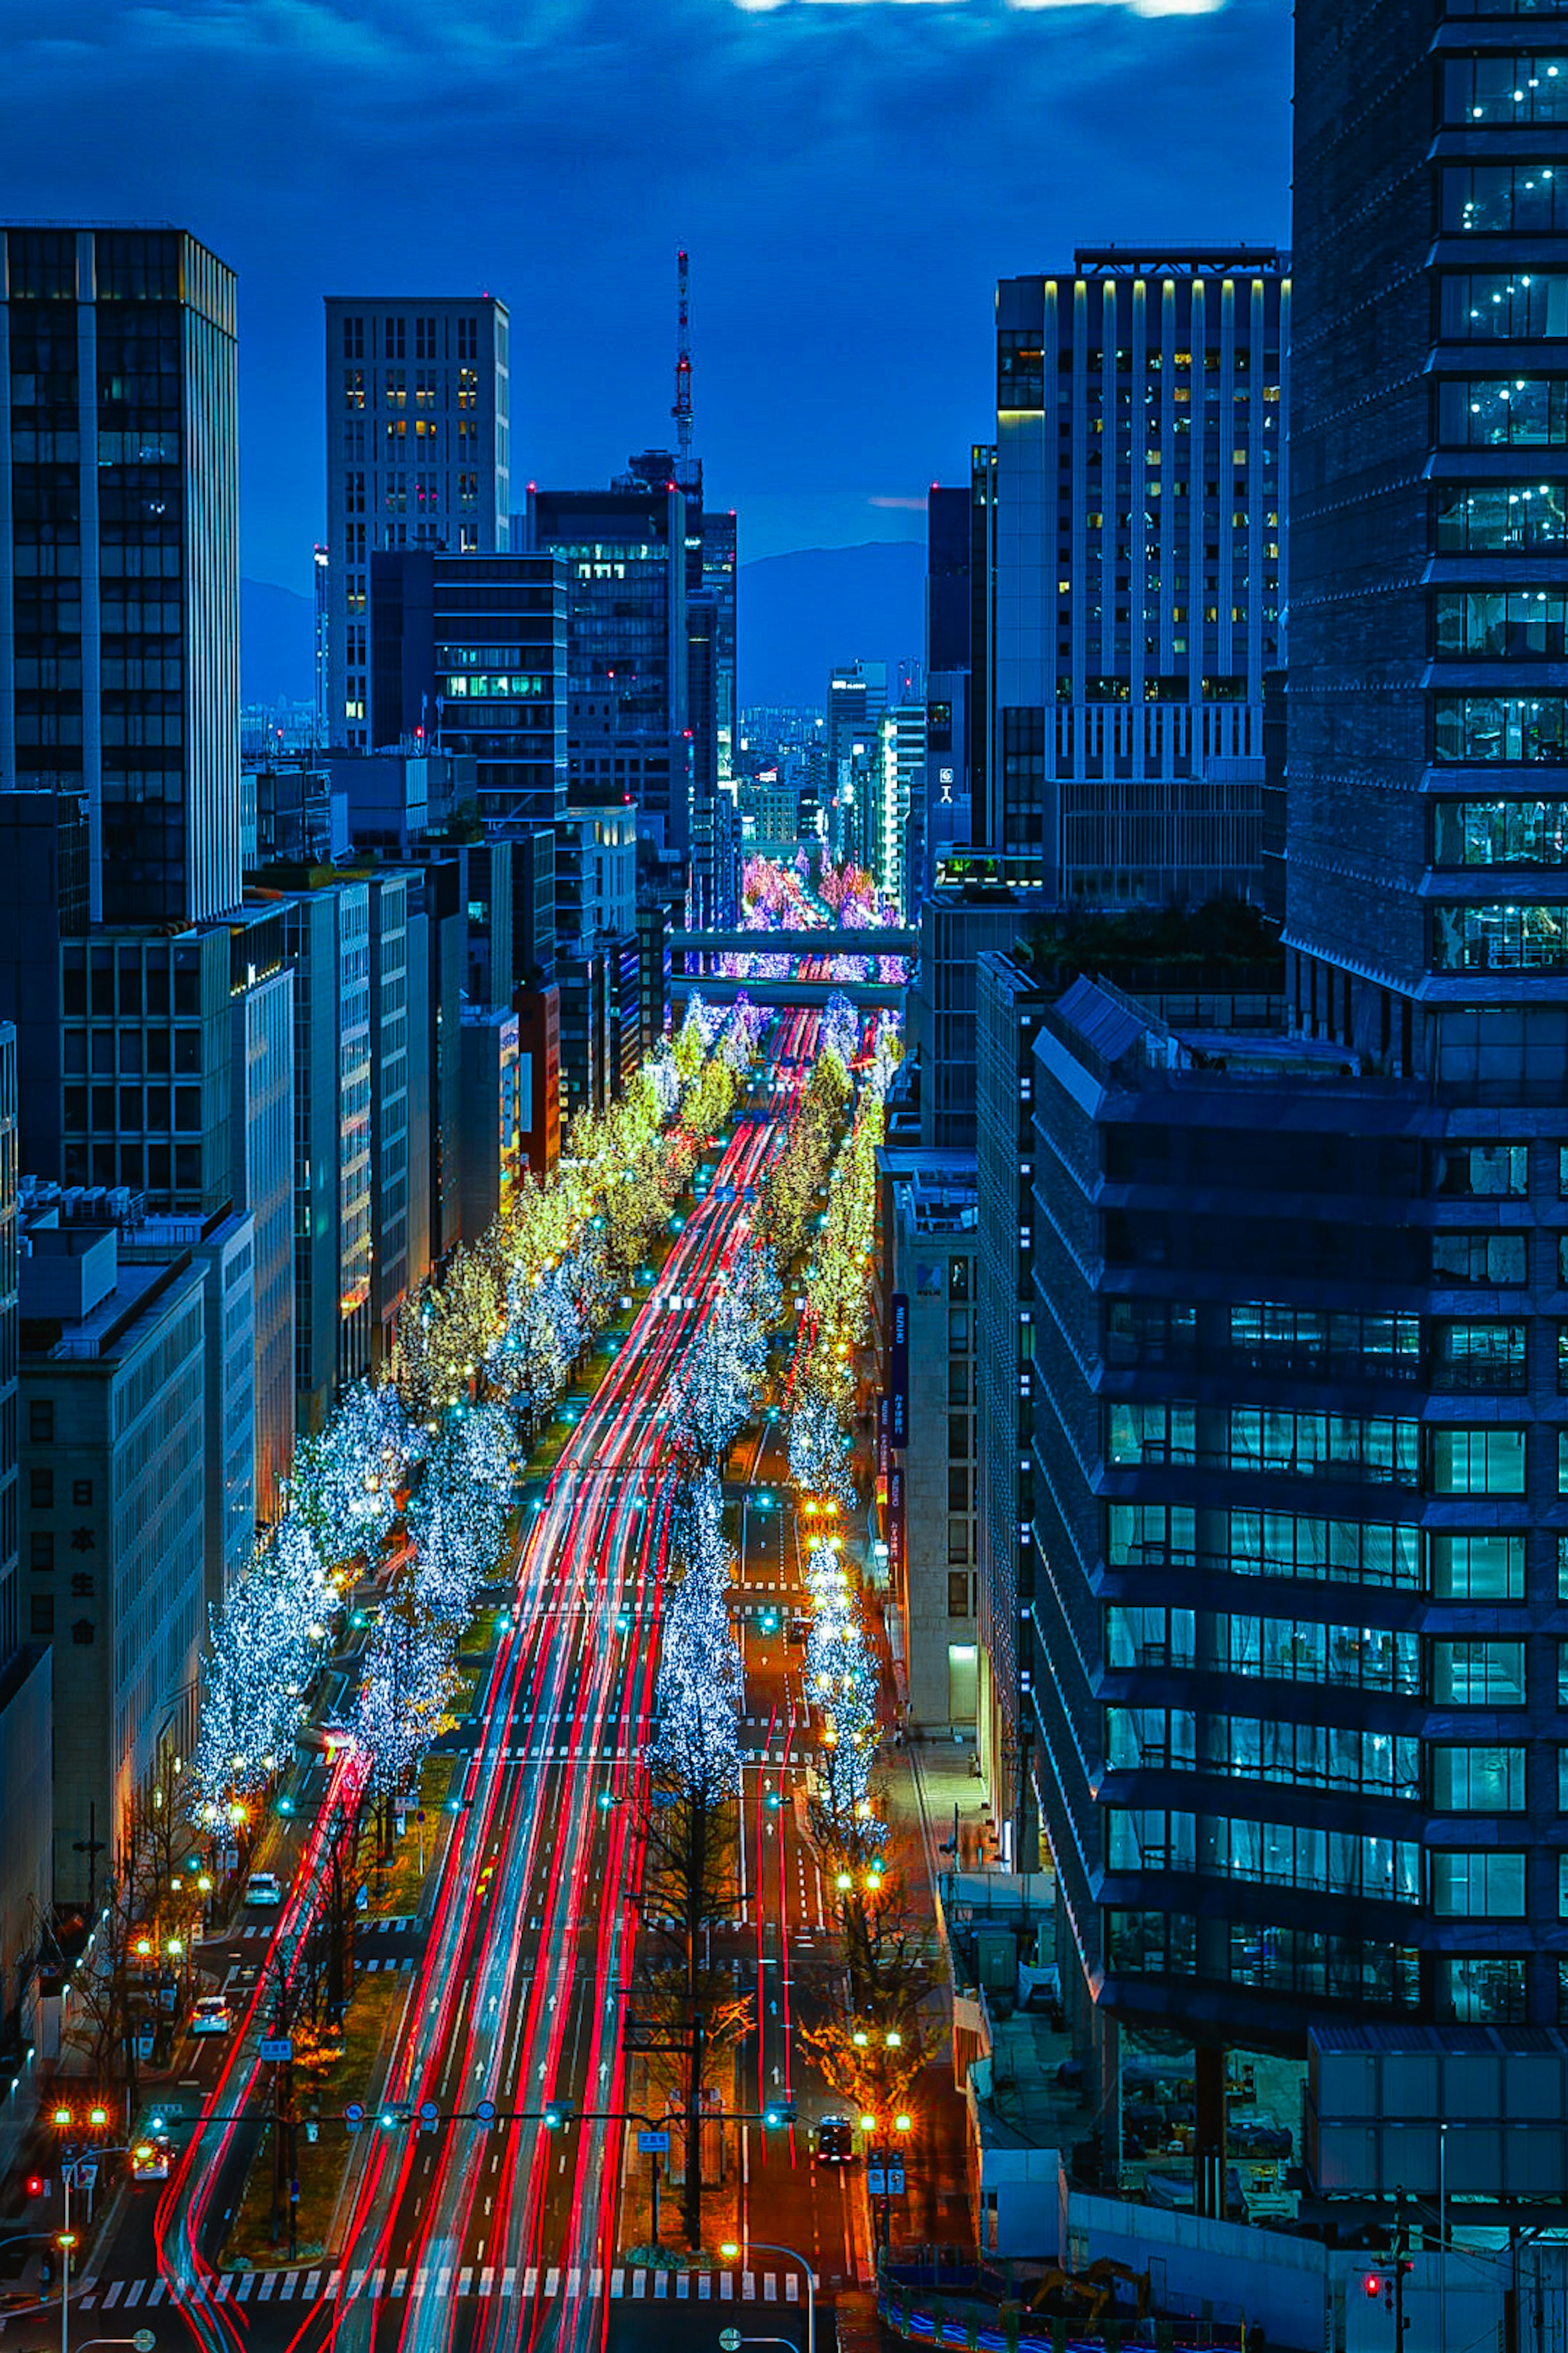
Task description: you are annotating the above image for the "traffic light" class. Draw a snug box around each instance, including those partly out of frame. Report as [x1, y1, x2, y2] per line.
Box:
[1363, 2274, 1381, 2301]
[762, 2099, 796, 2128]
[24, 2174, 45, 2199]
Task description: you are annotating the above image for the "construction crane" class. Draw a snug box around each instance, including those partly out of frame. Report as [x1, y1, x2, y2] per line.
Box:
[672, 247, 693, 469]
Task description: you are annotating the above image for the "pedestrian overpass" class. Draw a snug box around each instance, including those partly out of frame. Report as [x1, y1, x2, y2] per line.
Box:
[671, 972, 906, 1010]
[668, 926, 917, 962]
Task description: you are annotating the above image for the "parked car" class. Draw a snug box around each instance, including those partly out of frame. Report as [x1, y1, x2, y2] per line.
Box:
[244, 1872, 283, 1907]
[815, 2115, 855, 2166]
[191, 1994, 231, 2037]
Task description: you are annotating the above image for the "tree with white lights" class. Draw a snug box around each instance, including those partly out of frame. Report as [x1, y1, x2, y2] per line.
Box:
[352, 1582, 461, 1855]
[191, 1517, 333, 1816]
[642, 1469, 748, 2248]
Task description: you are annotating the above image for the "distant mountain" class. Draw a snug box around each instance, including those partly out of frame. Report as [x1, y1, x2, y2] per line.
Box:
[242, 575, 314, 707]
[738, 541, 925, 710]
[243, 537, 927, 717]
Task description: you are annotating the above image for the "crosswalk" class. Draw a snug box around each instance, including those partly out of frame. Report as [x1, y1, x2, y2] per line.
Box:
[232, 1915, 420, 1942]
[80, 2266, 809, 2308]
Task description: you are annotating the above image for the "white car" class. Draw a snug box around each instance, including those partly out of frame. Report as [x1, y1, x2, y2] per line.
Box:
[191, 1995, 231, 2037]
[243, 1872, 283, 1907]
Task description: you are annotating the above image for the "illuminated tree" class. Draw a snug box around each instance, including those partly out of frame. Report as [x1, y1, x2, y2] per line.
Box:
[642, 1470, 748, 2248]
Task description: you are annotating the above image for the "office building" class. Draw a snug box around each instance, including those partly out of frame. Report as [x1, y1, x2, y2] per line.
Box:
[368, 551, 566, 830]
[112, 1195, 256, 1616]
[910, 884, 1037, 1150]
[326, 745, 472, 855]
[877, 703, 926, 920]
[0, 792, 89, 1188]
[523, 481, 693, 877]
[0, 1031, 19, 1661]
[828, 660, 888, 788]
[252, 877, 373, 1431]
[975, 951, 1049, 1862]
[925, 483, 978, 890]
[880, 1149, 980, 1733]
[459, 1008, 520, 1242]
[0, 1021, 49, 2074]
[636, 895, 671, 1061]
[688, 589, 721, 922]
[20, 1209, 205, 1905]
[241, 757, 337, 871]
[399, 854, 463, 1265]
[555, 801, 639, 1119]
[0, 226, 242, 927]
[324, 295, 511, 751]
[365, 872, 414, 1368]
[516, 985, 560, 1175]
[58, 926, 238, 1216]
[703, 508, 738, 788]
[991, 253, 1287, 902]
[230, 955, 294, 1522]
[612, 448, 739, 913]
[1012, 0, 1568, 2117]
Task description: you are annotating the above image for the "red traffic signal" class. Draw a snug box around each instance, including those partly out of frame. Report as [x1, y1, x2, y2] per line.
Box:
[1364, 2273, 1381, 2299]
[24, 2174, 45, 2198]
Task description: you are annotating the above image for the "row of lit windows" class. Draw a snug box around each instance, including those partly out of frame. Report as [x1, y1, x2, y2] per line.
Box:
[1432, 900, 1568, 970]
[1158, 1319, 1568, 1396]
[1106, 1608, 1568, 1709]
[1102, 1488, 1554, 1598]
[1437, 586, 1568, 655]
[1106, 1707, 1420, 1796]
[1443, 56, 1568, 127]
[1106, 1914, 1419, 2010]
[1107, 1809, 1421, 1901]
[1106, 1827, 1568, 1921]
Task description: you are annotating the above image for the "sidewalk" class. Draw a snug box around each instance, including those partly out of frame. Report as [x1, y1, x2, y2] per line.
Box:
[874, 1737, 984, 2257]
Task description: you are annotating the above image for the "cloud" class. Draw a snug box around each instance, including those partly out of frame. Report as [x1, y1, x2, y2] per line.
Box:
[0, 0, 1290, 589]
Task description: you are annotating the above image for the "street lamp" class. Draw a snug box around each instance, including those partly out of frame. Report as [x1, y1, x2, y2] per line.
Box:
[720, 2242, 814, 2353]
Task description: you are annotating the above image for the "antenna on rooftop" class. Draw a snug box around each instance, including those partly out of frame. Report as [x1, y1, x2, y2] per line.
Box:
[672, 247, 693, 466]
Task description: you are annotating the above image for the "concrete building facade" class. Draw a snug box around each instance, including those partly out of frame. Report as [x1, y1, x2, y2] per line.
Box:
[324, 296, 510, 752]
[19, 1218, 205, 1904]
[991, 253, 1287, 903]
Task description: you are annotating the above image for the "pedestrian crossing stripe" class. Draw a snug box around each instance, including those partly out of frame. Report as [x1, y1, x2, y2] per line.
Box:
[78, 2267, 812, 2308]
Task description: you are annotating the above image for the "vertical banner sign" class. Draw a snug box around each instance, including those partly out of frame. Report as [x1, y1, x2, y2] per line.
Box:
[889, 1291, 910, 1394]
[877, 1393, 891, 1484]
[887, 1462, 905, 1590]
[888, 1291, 910, 1453]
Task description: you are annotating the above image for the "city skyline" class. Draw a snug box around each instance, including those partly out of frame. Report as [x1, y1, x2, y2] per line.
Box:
[1, 0, 1290, 588]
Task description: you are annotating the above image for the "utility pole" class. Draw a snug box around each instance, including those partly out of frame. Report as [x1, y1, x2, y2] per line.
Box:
[685, 2010, 706, 2252]
[73, 1805, 106, 1919]
[1392, 2190, 1412, 2347]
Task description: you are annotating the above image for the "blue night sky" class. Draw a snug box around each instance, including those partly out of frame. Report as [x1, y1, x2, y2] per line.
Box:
[6, 0, 1291, 591]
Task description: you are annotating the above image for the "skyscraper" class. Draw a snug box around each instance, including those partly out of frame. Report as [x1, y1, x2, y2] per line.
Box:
[369, 549, 567, 828]
[324, 296, 510, 751]
[990, 253, 1287, 901]
[523, 479, 692, 871]
[1006, 0, 1568, 2131]
[0, 226, 242, 925]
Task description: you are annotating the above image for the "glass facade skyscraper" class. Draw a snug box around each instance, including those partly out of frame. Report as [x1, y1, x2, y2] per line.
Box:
[0, 226, 241, 925]
[1011, 0, 1568, 2119]
[990, 253, 1287, 902]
